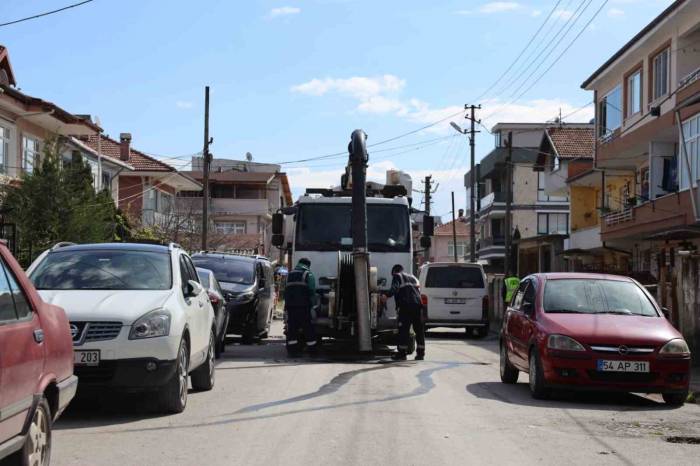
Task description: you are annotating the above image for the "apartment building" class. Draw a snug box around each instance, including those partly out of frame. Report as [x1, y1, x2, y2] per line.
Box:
[465, 123, 571, 272]
[581, 0, 700, 279]
[179, 157, 293, 255]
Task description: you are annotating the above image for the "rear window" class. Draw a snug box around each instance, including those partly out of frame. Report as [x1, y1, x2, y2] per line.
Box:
[425, 266, 484, 289]
[191, 257, 255, 285]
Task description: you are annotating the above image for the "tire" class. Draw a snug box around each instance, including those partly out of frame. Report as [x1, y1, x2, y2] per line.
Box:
[160, 338, 189, 414]
[528, 349, 550, 400]
[662, 392, 687, 406]
[215, 313, 229, 359]
[191, 331, 216, 391]
[500, 343, 519, 384]
[20, 396, 51, 466]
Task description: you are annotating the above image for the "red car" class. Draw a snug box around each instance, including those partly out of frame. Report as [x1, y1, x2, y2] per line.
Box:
[500, 273, 691, 405]
[0, 243, 77, 465]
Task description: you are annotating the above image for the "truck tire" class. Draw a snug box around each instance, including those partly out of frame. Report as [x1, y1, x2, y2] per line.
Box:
[160, 338, 189, 414]
[191, 331, 216, 391]
[19, 396, 51, 466]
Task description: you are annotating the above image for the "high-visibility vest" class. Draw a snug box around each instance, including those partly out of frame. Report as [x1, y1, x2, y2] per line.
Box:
[504, 276, 520, 303]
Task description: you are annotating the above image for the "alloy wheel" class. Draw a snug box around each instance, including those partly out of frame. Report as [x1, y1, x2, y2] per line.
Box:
[27, 405, 49, 466]
[208, 333, 215, 386]
[178, 343, 189, 406]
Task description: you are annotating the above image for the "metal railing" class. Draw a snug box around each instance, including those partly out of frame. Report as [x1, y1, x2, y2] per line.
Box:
[479, 236, 506, 248]
[603, 208, 634, 226]
[679, 66, 700, 90]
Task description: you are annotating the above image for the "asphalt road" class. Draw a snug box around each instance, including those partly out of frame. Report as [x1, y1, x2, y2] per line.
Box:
[52, 321, 700, 466]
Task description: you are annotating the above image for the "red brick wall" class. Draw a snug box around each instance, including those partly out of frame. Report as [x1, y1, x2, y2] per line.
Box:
[567, 160, 593, 179]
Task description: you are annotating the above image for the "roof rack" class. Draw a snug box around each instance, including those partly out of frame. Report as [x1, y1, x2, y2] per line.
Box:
[51, 242, 76, 251]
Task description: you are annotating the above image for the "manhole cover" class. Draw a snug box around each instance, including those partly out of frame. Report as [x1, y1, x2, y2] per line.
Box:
[666, 436, 700, 445]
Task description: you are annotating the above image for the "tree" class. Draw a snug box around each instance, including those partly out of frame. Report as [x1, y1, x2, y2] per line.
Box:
[1, 136, 121, 264]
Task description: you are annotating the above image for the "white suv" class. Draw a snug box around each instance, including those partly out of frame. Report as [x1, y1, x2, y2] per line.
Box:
[28, 242, 216, 413]
[418, 262, 489, 338]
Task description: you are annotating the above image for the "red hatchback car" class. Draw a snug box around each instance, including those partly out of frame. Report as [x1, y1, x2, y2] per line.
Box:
[500, 273, 691, 405]
[0, 243, 77, 465]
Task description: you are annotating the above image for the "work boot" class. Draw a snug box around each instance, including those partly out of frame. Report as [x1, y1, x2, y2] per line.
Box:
[391, 352, 407, 361]
[415, 353, 425, 361]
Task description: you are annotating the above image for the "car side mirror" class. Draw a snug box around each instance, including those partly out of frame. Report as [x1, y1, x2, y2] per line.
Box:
[661, 307, 670, 319]
[186, 280, 203, 298]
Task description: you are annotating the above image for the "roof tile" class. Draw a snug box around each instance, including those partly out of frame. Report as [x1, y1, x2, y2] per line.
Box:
[546, 127, 594, 159]
[79, 134, 175, 172]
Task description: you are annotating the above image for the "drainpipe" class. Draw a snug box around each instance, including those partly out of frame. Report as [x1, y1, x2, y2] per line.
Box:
[349, 129, 372, 353]
[676, 109, 700, 223]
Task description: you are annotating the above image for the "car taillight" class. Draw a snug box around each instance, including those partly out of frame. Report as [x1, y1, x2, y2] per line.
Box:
[208, 292, 219, 305]
[421, 294, 428, 306]
[482, 295, 489, 319]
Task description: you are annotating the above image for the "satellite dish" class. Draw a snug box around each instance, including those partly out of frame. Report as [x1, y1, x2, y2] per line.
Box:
[246, 152, 253, 162]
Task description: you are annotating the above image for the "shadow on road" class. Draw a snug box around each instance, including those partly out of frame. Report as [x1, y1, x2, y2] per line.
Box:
[466, 381, 677, 412]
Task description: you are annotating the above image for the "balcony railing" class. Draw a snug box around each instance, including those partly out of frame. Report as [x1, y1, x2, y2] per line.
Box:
[679, 66, 700, 90]
[478, 236, 505, 248]
[603, 208, 634, 226]
[480, 192, 506, 210]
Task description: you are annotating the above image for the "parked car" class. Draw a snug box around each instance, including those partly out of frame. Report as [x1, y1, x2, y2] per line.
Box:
[196, 267, 228, 358]
[499, 273, 691, 405]
[0, 242, 77, 465]
[191, 253, 274, 343]
[418, 262, 489, 337]
[27, 242, 216, 414]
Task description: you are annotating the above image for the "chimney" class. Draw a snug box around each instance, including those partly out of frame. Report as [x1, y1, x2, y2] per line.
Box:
[119, 133, 132, 161]
[458, 208, 464, 218]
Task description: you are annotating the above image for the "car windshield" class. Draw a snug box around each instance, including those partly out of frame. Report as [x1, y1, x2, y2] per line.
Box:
[425, 267, 484, 288]
[192, 257, 255, 285]
[543, 279, 658, 317]
[296, 203, 410, 252]
[30, 250, 172, 290]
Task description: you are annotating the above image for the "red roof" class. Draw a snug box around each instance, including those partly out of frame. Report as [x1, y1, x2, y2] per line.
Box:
[545, 127, 594, 159]
[79, 134, 175, 172]
[434, 218, 471, 237]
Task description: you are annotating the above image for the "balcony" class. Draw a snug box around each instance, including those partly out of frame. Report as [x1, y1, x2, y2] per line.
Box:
[566, 225, 603, 251]
[600, 191, 696, 241]
[176, 197, 270, 217]
[479, 192, 507, 214]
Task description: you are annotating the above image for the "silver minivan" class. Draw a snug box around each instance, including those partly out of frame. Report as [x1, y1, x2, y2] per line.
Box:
[418, 262, 489, 337]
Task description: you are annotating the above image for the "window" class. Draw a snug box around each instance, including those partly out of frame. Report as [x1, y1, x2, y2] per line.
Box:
[447, 241, 468, 258]
[191, 257, 255, 285]
[494, 131, 502, 148]
[627, 70, 642, 117]
[537, 213, 569, 235]
[652, 48, 670, 101]
[543, 279, 657, 316]
[102, 172, 112, 190]
[237, 186, 263, 199]
[425, 266, 484, 288]
[0, 126, 9, 174]
[2, 260, 31, 319]
[215, 222, 246, 235]
[212, 184, 234, 198]
[537, 172, 568, 202]
[552, 155, 560, 172]
[22, 136, 40, 174]
[0, 259, 17, 321]
[598, 85, 622, 137]
[178, 190, 203, 198]
[681, 114, 700, 190]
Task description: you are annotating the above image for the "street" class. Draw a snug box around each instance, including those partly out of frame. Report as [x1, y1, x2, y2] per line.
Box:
[52, 321, 700, 466]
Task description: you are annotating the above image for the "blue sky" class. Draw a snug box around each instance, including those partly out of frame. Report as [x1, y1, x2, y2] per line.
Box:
[0, 0, 674, 219]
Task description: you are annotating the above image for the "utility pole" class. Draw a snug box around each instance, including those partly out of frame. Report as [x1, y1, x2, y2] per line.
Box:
[201, 86, 212, 251]
[451, 191, 458, 263]
[504, 131, 513, 276]
[467, 104, 481, 262]
[423, 175, 433, 263]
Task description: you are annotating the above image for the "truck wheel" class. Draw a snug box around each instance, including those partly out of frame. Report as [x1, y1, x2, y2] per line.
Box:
[160, 338, 189, 414]
[500, 343, 519, 384]
[192, 331, 216, 391]
[20, 396, 51, 466]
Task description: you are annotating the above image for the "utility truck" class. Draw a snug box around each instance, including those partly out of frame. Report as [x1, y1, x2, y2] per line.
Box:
[272, 130, 434, 352]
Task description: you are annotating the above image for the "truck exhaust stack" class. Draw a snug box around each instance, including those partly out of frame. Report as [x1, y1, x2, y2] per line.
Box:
[348, 130, 372, 353]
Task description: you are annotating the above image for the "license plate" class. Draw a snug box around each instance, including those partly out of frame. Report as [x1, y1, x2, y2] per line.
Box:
[445, 298, 466, 304]
[597, 360, 649, 373]
[74, 350, 100, 366]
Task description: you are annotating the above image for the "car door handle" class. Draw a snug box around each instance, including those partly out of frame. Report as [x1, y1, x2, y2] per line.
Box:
[33, 329, 44, 343]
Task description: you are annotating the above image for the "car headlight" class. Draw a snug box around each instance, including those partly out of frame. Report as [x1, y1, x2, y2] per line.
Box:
[129, 309, 171, 339]
[237, 291, 255, 303]
[547, 334, 585, 352]
[659, 338, 690, 357]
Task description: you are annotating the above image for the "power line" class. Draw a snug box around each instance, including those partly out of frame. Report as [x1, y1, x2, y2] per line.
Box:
[0, 0, 95, 28]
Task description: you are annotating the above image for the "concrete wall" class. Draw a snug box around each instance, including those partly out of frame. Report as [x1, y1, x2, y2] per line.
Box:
[570, 186, 599, 231]
[512, 210, 538, 239]
[513, 165, 538, 204]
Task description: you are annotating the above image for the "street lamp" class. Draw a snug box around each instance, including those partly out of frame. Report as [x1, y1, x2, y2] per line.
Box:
[450, 121, 465, 134]
[450, 120, 476, 262]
